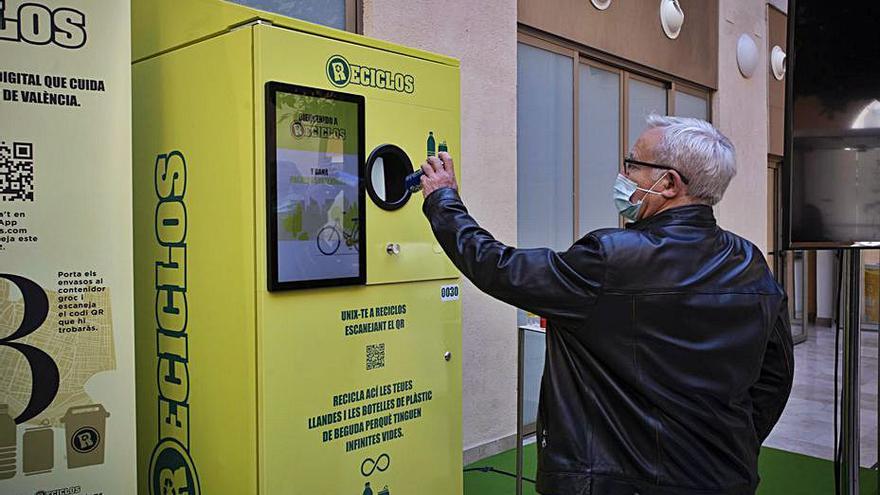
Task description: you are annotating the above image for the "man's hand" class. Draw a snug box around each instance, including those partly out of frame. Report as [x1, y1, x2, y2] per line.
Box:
[420, 151, 458, 198]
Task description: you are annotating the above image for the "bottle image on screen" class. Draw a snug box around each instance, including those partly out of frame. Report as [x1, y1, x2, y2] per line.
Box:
[0, 404, 16, 479]
[427, 131, 436, 157]
[438, 139, 448, 154]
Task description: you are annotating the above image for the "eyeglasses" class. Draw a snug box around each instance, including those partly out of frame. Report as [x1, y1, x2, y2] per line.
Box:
[623, 154, 690, 185]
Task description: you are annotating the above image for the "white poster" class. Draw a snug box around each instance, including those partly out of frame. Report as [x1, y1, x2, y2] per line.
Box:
[0, 1, 135, 494]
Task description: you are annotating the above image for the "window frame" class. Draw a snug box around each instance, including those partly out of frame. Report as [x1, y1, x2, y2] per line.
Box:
[625, 72, 671, 152]
[517, 28, 714, 240]
[672, 81, 714, 121]
[346, 0, 362, 34]
[230, 0, 362, 33]
[767, 157, 782, 277]
[578, 58, 624, 234]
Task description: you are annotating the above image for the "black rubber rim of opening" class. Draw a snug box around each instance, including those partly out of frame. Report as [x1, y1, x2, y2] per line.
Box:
[365, 144, 414, 211]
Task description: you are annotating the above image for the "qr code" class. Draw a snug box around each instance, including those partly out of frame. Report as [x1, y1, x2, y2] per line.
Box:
[0, 141, 35, 202]
[366, 343, 385, 371]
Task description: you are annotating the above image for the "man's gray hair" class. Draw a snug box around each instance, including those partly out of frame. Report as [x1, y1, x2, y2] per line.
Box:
[645, 114, 736, 205]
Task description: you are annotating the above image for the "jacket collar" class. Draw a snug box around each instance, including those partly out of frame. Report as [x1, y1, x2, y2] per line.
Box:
[625, 204, 716, 230]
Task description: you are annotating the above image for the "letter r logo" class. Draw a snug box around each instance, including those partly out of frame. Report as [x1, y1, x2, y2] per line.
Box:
[326, 55, 351, 87]
[332, 62, 345, 81]
[77, 432, 94, 448]
[160, 467, 191, 495]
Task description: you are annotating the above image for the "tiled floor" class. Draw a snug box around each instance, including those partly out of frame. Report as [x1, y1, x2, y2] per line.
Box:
[764, 323, 878, 468]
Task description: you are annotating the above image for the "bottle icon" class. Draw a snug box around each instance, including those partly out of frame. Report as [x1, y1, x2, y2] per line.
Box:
[438, 139, 448, 154]
[363, 481, 374, 495]
[0, 404, 16, 479]
[427, 131, 436, 157]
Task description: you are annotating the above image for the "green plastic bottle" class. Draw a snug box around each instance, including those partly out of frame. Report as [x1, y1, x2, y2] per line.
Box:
[0, 404, 16, 479]
[426, 131, 436, 157]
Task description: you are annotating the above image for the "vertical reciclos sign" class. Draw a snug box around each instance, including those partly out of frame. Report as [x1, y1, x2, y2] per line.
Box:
[0, 1, 136, 494]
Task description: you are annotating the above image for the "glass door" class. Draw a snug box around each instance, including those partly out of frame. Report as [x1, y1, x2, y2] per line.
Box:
[781, 250, 809, 344]
[770, 156, 808, 344]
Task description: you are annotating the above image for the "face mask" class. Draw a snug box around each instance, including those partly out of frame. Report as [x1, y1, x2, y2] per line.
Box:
[613, 172, 668, 222]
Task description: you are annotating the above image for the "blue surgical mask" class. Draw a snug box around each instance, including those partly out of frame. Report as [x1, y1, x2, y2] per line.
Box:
[613, 173, 668, 222]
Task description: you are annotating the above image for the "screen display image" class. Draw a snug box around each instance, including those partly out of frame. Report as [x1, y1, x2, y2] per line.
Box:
[266, 83, 365, 290]
[785, 0, 880, 247]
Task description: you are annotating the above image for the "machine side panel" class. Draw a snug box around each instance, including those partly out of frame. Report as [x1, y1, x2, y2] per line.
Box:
[132, 29, 258, 495]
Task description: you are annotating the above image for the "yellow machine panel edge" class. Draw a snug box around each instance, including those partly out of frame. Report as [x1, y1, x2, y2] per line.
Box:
[132, 0, 459, 67]
[133, 28, 259, 495]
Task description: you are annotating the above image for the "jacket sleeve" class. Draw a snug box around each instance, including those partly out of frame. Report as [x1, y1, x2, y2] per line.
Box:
[422, 188, 604, 326]
[750, 296, 795, 444]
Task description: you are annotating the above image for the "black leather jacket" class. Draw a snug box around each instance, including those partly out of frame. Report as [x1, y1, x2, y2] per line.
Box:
[423, 189, 794, 495]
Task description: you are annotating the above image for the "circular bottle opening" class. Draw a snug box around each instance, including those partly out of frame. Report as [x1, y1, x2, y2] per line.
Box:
[366, 144, 414, 211]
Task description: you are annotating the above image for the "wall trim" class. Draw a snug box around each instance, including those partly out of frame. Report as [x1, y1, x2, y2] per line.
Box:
[463, 432, 523, 465]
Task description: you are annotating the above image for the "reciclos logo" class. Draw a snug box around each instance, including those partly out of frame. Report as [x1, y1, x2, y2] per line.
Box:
[326, 54, 414, 94]
[149, 151, 200, 495]
[0, 1, 86, 49]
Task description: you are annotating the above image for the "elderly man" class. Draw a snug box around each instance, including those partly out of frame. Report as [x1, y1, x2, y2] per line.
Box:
[420, 115, 793, 495]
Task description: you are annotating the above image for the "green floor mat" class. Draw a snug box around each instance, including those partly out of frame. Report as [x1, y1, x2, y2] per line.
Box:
[464, 444, 878, 494]
[755, 448, 876, 495]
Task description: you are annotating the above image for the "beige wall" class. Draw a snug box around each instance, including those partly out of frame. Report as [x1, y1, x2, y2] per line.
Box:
[713, 0, 771, 252]
[518, 0, 719, 89]
[361, 0, 520, 461]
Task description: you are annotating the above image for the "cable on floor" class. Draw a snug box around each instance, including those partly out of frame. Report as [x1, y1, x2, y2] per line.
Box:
[463, 466, 537, 484]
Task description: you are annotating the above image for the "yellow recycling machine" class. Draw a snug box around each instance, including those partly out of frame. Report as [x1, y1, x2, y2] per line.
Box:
[131, 1, 462, 493]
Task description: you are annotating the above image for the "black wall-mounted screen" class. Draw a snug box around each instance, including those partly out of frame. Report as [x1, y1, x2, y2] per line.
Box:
[784, 0, 880, 249]
[266, 82, 366, 291]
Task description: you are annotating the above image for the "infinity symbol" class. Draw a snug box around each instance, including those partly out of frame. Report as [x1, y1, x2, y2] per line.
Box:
[361, 453, 391, 477]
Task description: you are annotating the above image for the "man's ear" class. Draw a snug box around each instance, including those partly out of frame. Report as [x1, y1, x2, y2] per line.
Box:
[661, 171, 683, 198]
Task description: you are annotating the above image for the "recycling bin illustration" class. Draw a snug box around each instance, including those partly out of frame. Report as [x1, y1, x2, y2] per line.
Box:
[61, 404, 110, 469]
[133, 1, 462, 494]
[22, 423, 54, 476]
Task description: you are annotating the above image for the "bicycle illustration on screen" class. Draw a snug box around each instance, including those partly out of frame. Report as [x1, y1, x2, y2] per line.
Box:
[316, 214, 359, 255]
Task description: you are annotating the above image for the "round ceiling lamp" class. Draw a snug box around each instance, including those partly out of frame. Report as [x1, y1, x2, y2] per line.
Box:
[737, 34, 759, 78]
[660, 0, 685, 39]
[591, 0, 612, 10]
[770, 45, 786, 80]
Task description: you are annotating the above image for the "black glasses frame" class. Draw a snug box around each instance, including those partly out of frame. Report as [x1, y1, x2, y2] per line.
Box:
[623, 157, 690, 185]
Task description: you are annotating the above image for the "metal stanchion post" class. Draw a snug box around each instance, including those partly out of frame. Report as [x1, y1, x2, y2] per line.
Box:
[516, 326, 524, 495]
[841, 249, 861, 494]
